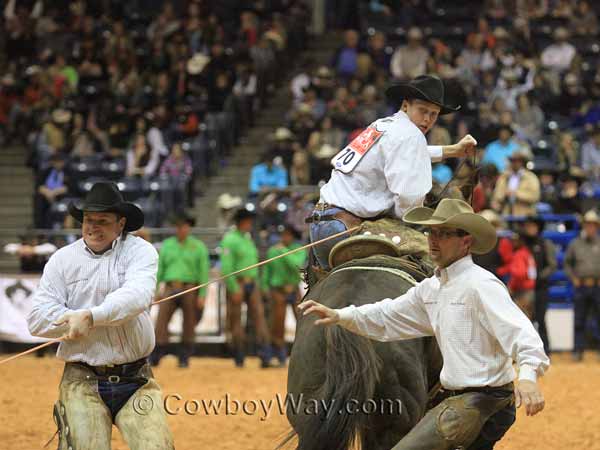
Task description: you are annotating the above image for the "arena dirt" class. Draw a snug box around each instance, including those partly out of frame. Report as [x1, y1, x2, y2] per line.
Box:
[1, 353, 599, 449]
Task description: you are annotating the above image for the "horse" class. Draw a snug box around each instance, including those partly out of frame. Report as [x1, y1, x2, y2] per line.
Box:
[280, 251, 443, 450]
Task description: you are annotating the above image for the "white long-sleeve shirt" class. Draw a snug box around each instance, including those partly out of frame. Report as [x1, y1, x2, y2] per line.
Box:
[27, 235, 158, 366]
[337, 255, 549, 390]
[320, 111, 442, 219]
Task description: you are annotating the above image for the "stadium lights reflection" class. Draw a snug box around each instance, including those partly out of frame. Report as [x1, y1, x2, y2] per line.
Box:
[245, 203, 256, 212]
[277, 202, 287, 212]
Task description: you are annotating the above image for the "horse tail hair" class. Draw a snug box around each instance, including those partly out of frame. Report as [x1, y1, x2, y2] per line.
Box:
[286, 326, 381, 450]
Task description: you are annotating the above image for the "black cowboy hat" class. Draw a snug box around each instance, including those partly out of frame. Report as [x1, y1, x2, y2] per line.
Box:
[385, 75, 461, 115]
[170, 211, 196, 227]
[233, 207, 256, 224]
[279, 224, 302, 241]
[68, 181, 144, 231]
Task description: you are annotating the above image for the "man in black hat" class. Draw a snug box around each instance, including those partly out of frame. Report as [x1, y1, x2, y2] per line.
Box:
[150, 212, 209, 368]
[220, 208, 272, 367]
[27, 181, 174, 449]
[307, 74, 477, 270]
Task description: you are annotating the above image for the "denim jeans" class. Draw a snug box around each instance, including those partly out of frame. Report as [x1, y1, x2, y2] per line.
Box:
[574, 286, 600, 352]
[308, 207, 349, 270]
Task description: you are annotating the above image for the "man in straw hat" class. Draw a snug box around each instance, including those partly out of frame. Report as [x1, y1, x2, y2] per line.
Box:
[27, 181, 174, 449]
[307, 74, 478, 270]
[564, 209, 600, 362]
[300, 199, 549, 449]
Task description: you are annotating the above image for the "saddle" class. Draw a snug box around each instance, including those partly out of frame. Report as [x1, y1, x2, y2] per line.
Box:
[328, 218, 431, 272]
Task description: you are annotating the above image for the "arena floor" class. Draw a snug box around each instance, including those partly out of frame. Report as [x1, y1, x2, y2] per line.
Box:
[1, 352, 599, 449]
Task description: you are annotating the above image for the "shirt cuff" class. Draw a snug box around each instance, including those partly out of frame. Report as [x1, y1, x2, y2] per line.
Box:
[337, 305, 356, 325]
[518, 364, 538, 383]
[428, 145, 444, 162]
[90, 305, 109, 327]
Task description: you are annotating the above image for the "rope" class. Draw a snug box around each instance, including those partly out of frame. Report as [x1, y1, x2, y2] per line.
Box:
[0, 225, 360, 366]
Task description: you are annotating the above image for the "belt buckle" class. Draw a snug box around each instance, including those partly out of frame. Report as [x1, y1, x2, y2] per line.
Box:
[108, 375, 121, 383]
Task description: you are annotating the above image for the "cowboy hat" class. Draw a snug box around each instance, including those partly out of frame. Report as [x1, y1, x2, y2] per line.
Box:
[217, 193, 243, 210]
[187, 53, 211, 75]
[68, 181, 144, 231]
[271, 127, 295, 141]
[385, 74, 461, 115]
[313, 143, 337, 159]
[52, 109, 72, 124]
[402, 199, 497, 254]
[582, 209, 600, 225]
[170, 211, 196, 227]
[233, 207, 256, 224]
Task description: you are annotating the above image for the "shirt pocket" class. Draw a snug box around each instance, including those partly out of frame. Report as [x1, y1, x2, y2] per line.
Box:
[443, 300, 474, 343]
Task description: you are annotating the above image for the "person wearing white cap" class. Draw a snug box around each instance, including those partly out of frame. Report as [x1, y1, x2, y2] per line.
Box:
[301, 199, 549, 449]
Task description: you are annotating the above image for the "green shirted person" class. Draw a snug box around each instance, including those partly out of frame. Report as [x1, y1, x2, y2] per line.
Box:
[220, 208, 272, 367]
[150, 213, 210, 368]
[261, 225, 307, 366]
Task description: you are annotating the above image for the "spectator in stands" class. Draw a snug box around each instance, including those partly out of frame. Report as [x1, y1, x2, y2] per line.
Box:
[390, 27, 429, 80]
[537, 167, 559, 206]
[554, 167, 586, 214]
[34, 153, 69, 229]
[564, 209, 600, 362]
[569, 0, 598, 35]
[248, 150, 288, 196]
[492, 150, 541, 216]
[126, 133, 159, 178]
[232, 60, 258, 128]
[151, 212, 209, 369]
[581, 125, 600, 181]
[160, 142, 193, 215]
[366, 31, 391, 75]
[307, 116, 345, 156]
[332, 29, 360, 79]
[558, 73, 586, 117]
[4, 231, 57, 273]
[356, 84, 386, 126]
[220, 208, 272, 367]
[216, 193, 243, 232]
[473, 163, 500, 212]
[541, 27, 577, 74]
[261, 225, 306, 366]
[482, 126, 520, 172]
[522, 216, 556, 355]
[513, 93, 545, 143]
[556, 131, 580, 171]
[269, 127, 297, 169]
[290, 149, 311, 185]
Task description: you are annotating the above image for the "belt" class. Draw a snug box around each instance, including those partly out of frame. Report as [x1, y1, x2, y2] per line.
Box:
[441, 382, 514, 398]
[75, 358, 148, 383]
[581, 278, 600, 287]
[305, 203, 364, 228]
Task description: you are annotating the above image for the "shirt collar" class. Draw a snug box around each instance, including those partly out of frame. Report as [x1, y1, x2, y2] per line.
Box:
[83, 235, 121, 257]
[435, 254, 473, 284]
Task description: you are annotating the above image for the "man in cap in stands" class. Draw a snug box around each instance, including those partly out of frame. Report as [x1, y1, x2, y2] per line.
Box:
[27, 181, 174, 449]
[307, 74, 477, 270]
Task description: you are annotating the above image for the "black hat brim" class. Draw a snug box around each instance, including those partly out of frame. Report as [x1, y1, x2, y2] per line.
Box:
[385, 84, 461, 115]
[68, 201, 145, 231]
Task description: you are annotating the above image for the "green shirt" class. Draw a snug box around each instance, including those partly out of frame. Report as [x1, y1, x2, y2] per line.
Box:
[261, 242, 306, 290]
[220, 229, 259, 293]
[157, 236, 210, 296]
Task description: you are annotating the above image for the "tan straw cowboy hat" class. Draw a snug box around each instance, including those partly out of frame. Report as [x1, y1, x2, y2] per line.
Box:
[402, 199, 497, 254]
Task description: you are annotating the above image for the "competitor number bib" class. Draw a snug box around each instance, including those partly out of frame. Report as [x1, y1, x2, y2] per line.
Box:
[331, 126, 384, 173]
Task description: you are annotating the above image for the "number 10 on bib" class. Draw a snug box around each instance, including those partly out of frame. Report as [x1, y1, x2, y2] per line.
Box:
[331, 127, 384, 174]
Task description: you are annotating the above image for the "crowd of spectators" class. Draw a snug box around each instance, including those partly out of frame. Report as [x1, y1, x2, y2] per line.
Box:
[0, 0, 310, 229]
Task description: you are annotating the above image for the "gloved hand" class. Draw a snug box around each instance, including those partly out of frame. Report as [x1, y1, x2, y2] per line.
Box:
[54, 310, 94, 340]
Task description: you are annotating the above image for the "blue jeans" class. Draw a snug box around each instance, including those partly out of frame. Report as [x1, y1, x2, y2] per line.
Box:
[468, 397, 516, 449]
[98, 380, 146, 421]
[574, 286, 600, 352]
[308, 207, 349, 270]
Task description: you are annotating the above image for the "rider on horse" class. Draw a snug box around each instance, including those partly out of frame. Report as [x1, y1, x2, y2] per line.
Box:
[307, 75, 477, 271]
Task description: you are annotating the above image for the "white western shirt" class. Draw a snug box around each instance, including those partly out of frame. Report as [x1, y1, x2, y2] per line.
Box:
[320, 111, 443, 219]
[27, 235, 158, 366]
[337, 255, 549, 390]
